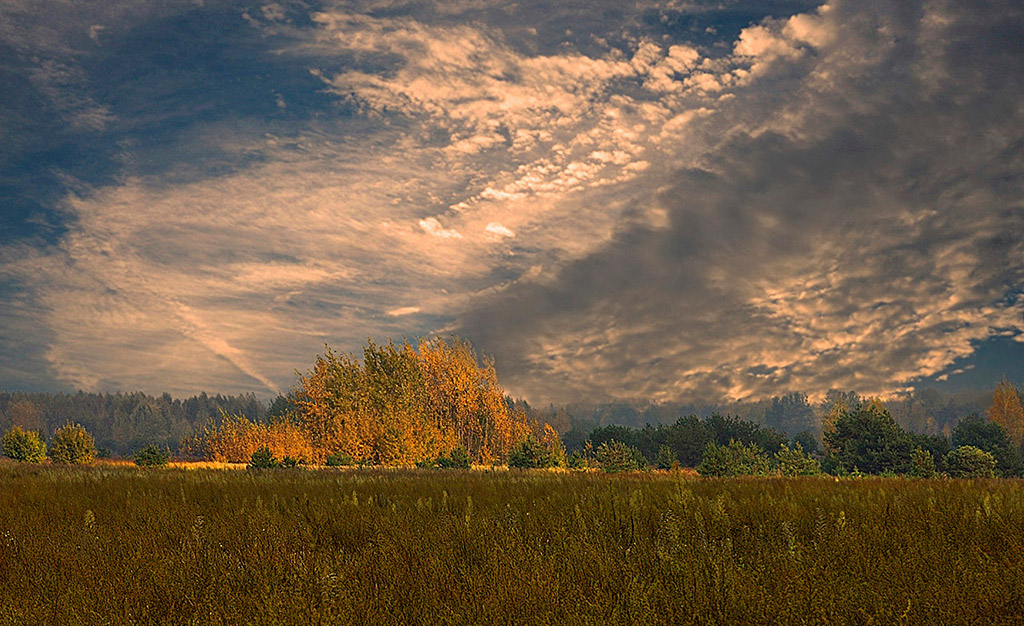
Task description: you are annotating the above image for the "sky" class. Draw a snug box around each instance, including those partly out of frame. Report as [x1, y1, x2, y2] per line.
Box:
[1, 0, 1022, 405]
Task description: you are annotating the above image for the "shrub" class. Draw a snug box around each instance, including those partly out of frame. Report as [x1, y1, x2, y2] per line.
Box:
[909, 447, 937, 478]
[325, 451, 354, 467]
[945, 446, 996, 478]
[509, 436, 555, 469]
[437, 446, 471, 470]
[566, 450, 587, 470]
[595, 440, 642, 473]
[248, 446, 279, 469]
[698, 440, 772, 477]
[2, 426, 46, 463]
[133, 444, 170, 467]
[49, 424, 96, 465]
[774, 443, 821, 476]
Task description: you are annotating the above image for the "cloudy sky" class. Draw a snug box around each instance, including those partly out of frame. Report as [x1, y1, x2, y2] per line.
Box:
[1, 0, 1022, 404]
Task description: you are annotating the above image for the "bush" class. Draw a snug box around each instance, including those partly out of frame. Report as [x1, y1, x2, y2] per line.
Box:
[909, 447, 937, 478]
[248, 446, 279, 469]
[698, 440, 772, 477]
[49, 424, 96, 465]
[325, 451, 354, 467]
[595, 440, 644, 473]
[2, 426, 47, 463]
[508, 436, 556, 469]
[280, 456, 300, 468]
[436, 446, 471, 469]
[566, 450, 587, 470]
[945, 446, 996, 478]
[133, 444, 170, 467]
[774, 443, 821, 476]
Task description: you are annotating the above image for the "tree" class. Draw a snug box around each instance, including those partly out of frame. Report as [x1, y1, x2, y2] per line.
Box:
[133, 444, 171, 467]
[292, 337, 541, 465]
[774, 443, 821, 476]
[820, 390, 860, 448]
[508, 436, 556, 469]
[952, 414, 1023, 477]
[909, 447, 936, 478]
[2, 426, 46, 463]
[823, 400, 913, 475]
[764, 392, 816, 437]
[988, 380, 1024, 451]
[594, 440, 643, 473]
[248, 446, 279, 469]
[49, 423, 96, 465]
[697, 440, 772, 477]
[945, 446, 996, 478]
[655, 445, 677, 470]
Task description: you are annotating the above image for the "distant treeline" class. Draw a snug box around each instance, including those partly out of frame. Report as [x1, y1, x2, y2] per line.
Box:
[0, 391, 265, 455]
[2, 367, 1020, 463]
[562, 384, 1024, 477]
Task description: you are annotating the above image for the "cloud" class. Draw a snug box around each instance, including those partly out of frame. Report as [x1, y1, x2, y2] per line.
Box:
[1, 0, 1021, 406]
[456, 0, 1024, 404]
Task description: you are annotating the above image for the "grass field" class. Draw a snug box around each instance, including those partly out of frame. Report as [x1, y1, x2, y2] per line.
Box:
[1, 464, 1022, 625]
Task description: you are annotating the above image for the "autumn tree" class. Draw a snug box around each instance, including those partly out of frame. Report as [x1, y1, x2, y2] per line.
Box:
[988, 380, 1024, 451]
[49, 423, 96, 465]
[291, 337, 541, 465]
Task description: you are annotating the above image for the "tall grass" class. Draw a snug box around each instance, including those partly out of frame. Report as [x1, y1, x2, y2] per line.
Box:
[0, 464, 1021, 625]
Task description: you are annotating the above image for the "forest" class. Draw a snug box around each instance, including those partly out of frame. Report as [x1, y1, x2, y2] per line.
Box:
[2, 337, 1022, 479]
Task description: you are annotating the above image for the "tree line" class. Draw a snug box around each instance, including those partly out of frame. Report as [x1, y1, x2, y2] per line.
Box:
[565, 383, 1024, 477]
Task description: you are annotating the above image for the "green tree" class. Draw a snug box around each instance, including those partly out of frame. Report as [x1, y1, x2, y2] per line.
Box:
[697, 440, 772, 477]
[774, 443, 821, 476]
[595, 440, 642, 473]
[945, 446, 996, 478]
[133, 444, 170, 467]
[654, 444, 677, 470]
[508, 436, 555, 469]
[823, 400, 913, 474]
[2, 426, 46, 463]
[248, 446, 279, 469]
[952, 414, 1022, 477]
[49, 423, 96, 465]
[909, 447, 936, 478]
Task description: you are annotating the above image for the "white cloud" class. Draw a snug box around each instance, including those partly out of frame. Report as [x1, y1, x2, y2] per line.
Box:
[419, 217, 463, 239]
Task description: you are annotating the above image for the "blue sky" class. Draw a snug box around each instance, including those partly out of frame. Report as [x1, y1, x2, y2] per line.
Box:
[1, 0, 1022, 403]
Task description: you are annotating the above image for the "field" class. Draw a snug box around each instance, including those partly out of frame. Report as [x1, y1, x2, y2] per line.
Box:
[1, 464, 1022, 625]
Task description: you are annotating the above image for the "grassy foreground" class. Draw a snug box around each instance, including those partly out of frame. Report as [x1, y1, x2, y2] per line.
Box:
[1, 465, 1022, 625]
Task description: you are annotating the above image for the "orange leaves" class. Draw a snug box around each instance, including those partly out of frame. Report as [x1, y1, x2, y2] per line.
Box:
[185, 412, 317, 464]
[290, 337, 550, 465]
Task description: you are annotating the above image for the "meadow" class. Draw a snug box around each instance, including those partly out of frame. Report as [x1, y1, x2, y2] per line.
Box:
[1, 463, 1022, 625]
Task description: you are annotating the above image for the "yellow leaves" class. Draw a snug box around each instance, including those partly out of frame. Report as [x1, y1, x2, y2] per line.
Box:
[988, 379, 1024, 450]
[290, 336, 551, 465]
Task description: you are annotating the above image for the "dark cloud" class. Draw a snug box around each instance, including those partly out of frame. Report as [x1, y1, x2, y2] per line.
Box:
[458, 0, 1024, 404]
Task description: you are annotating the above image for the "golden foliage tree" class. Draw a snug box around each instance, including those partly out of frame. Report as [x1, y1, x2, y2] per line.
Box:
[988, 379, 1024, 450]
[181, 411, 316, 463]
[292, 337, 539, 465]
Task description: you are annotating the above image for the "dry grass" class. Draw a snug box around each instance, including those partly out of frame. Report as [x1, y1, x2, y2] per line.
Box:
[0, 465, 1021, 625]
